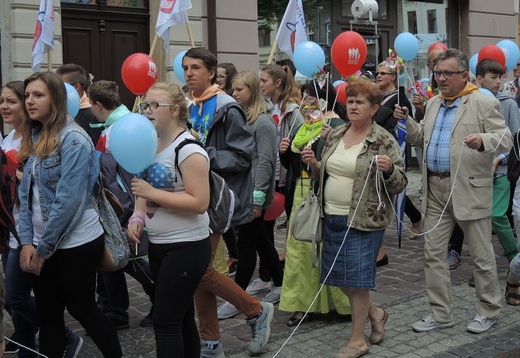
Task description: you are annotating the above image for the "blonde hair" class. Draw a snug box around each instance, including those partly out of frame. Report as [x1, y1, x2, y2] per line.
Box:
[232, 71, 267, 124]
[19, 72, 68, 163]
[261, 64, 301, 113]
[147, 82, 199, 140]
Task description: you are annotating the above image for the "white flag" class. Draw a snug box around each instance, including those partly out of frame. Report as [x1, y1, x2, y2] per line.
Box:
[275, 0, 307, 57]
[31, 0, 55, 72]
[155, 0, 192, 52]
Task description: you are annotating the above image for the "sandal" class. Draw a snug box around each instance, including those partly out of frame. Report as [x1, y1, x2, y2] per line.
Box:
[370, 309, 388, 344]
[286, 312, 313, 327]
[506, 271, 520, 306]
[335, 344, 369, 358]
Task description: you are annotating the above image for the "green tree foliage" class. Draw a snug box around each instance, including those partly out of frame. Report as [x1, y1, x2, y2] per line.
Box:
[258, 0, 318, 27]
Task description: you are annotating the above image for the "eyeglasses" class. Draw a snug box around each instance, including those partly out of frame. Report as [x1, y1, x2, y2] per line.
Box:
[375, 71, 393, 76]
[139, 102, 175, 111]
[432, 70, 466, 78]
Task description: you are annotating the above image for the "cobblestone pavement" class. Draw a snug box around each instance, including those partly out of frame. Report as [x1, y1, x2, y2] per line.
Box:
[5, 170, 520, 357]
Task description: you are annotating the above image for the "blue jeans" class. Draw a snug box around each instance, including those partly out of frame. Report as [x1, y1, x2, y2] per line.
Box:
[5, 249, 76, 357]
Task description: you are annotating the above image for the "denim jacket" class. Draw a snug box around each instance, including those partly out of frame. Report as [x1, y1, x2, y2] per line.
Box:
[318, 122, 408, 231]
[18, 119, 100, 258]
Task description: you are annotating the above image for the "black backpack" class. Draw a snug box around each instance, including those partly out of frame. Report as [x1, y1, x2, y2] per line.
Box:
[175, 138, 236, 234]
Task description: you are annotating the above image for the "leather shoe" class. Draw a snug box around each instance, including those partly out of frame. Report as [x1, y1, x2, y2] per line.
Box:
[370, 309, 388, 344]
[335, 344, 369, 358]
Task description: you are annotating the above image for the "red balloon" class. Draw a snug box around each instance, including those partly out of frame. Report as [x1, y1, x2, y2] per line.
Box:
[427, 41, 448, 53]
[121, 53, 158, 95]
[331, 31, 368, 77]
[334, 82, 348, 103]
[478, 45, 506, 68]
[264, 192, 285, 221]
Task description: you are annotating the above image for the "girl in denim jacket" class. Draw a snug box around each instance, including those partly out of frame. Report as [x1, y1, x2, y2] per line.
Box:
[18, 72, 122, 357]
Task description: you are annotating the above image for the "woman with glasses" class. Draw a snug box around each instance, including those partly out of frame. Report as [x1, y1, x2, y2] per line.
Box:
[216, 63, 238, 96]
[127, 82, 211, 357]
[375, 62, 424, 247]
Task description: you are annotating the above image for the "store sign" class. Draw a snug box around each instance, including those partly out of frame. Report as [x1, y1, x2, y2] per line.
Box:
[407, 0, 444, 3]
[416, 33, 447, 53]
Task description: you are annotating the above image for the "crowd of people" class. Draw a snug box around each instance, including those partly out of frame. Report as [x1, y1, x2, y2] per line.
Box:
[0, 43, 519, 358]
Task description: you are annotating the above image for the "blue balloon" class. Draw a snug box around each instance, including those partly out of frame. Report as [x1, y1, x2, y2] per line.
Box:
[479, 88, 494, 97]
[64, 83, 80, 118]
[394, 32, 419, 61]
[173, 50, 187, 85]
[110, 113, 158, 174]
[469, 54, 478, 74]
[497, 39, 520, 72]
[333, 80, 345, 87]
[293, 41, 326, 78]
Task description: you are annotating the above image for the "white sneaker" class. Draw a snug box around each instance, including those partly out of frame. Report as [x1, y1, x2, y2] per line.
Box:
[217, 302, 240, 320]
[246, 278, 272, 295]
[261, 286, 281, 304]
[467, 313, 497, 333]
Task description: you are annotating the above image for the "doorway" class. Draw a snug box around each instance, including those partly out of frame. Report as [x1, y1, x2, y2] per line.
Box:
[61, 0, 149, 108]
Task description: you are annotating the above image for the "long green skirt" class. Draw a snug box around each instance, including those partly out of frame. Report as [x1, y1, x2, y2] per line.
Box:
[279, 178, 351, 315]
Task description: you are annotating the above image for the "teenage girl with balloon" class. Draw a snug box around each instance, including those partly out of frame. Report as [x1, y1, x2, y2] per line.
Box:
[127, 82, 211, 357]
[18, 71, 122, 357]
[1, 80, 84, 356]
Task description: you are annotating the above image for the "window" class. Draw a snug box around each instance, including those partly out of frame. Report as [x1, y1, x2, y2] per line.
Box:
[61, 0, 146, 7]
[342, 0, 388, 19]
[61, 0, 96, 4]
[427, 9, 438, 33]
[258, 26, 271, 47]
[408, 11, 417, 33]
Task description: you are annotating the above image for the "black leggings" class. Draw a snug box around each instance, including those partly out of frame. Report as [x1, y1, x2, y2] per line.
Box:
[149, 238, 211, 358]
[235, 214, 284, 289]
[33, 236, 122, 358]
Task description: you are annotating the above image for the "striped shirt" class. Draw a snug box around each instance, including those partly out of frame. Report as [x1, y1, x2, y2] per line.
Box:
[426, 97, 461, 173]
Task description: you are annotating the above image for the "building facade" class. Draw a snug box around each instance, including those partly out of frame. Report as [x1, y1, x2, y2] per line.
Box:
[261, 0, 520, 81]
[1, 0, 519, 112]
[0, 0, 259, 110]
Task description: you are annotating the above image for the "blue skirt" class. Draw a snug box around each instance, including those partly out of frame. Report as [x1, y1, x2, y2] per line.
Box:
[320, 214, 384, 288]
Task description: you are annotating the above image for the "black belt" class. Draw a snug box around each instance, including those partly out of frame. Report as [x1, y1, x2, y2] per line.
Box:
[428, 170, 450, 178]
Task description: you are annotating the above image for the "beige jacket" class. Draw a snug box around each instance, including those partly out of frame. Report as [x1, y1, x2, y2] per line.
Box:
[405, 91, 513, 220]
[318, 122, 407, 231]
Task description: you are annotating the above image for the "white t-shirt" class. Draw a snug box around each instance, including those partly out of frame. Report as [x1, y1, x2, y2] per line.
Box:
[30, 163, 103, 250]
[142, 131, 210, 244]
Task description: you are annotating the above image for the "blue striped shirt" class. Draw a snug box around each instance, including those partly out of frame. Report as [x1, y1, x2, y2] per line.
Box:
[426, 97, 462, 173]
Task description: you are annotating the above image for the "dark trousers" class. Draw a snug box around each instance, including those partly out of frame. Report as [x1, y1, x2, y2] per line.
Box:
[405, 195, 422, 223]
[33, 236, 122, 358]
[235, 214, 284, 290]
[98, 256, 155, 322]
[261, 184, 287, 282]
[222, 227, 238, 260]
[149, 238, 211, 358]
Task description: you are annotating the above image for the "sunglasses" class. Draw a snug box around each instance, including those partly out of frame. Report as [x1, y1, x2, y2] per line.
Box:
[375, 71, 394, 76]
